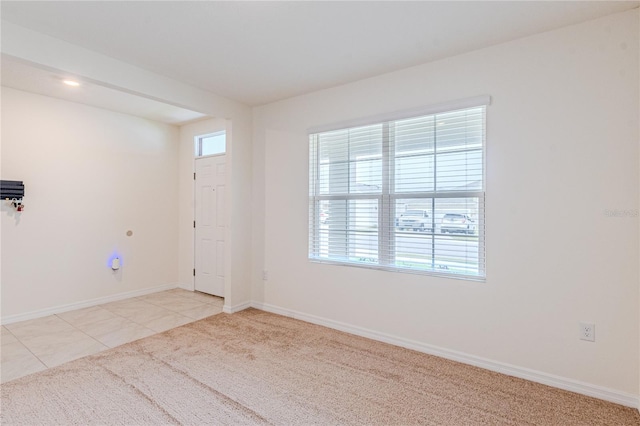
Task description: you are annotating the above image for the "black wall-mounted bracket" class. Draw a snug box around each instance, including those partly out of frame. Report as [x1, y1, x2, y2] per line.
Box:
[1, 180, 25, 211]
[1, 180, 25, 200]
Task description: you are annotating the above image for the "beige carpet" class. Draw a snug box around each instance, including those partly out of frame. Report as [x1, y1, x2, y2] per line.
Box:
[1, 309, 638, 425]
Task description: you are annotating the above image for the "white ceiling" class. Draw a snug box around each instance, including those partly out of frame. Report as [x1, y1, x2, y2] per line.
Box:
[1, 1, 638, 107]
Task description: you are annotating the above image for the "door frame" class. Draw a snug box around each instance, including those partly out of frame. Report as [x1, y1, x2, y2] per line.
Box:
[187, 122, 232, 304]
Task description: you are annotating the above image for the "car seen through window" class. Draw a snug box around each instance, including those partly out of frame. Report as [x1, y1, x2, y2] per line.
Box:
[441, 213, 476, 235]
[396, 210, 433, 232]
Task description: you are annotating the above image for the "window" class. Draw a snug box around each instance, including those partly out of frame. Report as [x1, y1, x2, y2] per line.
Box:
[195, 131, 226, 157]
[308, 102, 486, 280]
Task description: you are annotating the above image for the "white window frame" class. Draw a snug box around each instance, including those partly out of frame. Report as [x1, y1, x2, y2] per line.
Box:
[308, 96, 489, 281]
[195, 131, 226, 158]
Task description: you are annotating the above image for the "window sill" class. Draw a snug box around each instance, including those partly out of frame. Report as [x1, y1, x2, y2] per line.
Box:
[308, 258, 486, 283]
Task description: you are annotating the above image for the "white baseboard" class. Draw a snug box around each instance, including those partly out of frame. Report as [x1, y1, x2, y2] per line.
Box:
[1, 283, 179, 325]
[177, 282, 195, 291]
[251, 301, 639, 409]
[223, 301, 252, 314]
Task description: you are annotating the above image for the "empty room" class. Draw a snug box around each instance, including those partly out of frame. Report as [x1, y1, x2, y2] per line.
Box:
[1, 1, 639, 424]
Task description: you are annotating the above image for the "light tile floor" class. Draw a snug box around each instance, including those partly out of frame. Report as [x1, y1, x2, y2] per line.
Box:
[1, 289, 223, 383]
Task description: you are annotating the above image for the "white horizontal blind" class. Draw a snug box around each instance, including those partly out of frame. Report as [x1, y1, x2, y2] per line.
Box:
[309, 104, 486, 280]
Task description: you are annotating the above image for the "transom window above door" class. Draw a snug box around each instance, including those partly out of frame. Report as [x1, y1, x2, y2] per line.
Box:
[195, 131, 226, 157]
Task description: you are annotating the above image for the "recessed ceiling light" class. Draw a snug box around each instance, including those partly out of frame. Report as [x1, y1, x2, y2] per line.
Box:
[63, 80, 80, 87]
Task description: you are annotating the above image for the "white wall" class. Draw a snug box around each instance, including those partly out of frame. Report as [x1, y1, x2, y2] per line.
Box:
[252, 9, 639, 398]
[1, 87, 180, 318]
[225, 115, 253, 309]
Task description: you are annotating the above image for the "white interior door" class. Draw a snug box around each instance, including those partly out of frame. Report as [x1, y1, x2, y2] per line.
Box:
[194, 155, 225, 297]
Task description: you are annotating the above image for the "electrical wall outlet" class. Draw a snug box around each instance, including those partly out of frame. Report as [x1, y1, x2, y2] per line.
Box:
[262, 270, 269, 281]
[579, 322, 595, 342]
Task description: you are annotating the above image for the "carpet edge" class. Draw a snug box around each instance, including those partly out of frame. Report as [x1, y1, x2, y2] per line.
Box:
[251, 301, 639, 409]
